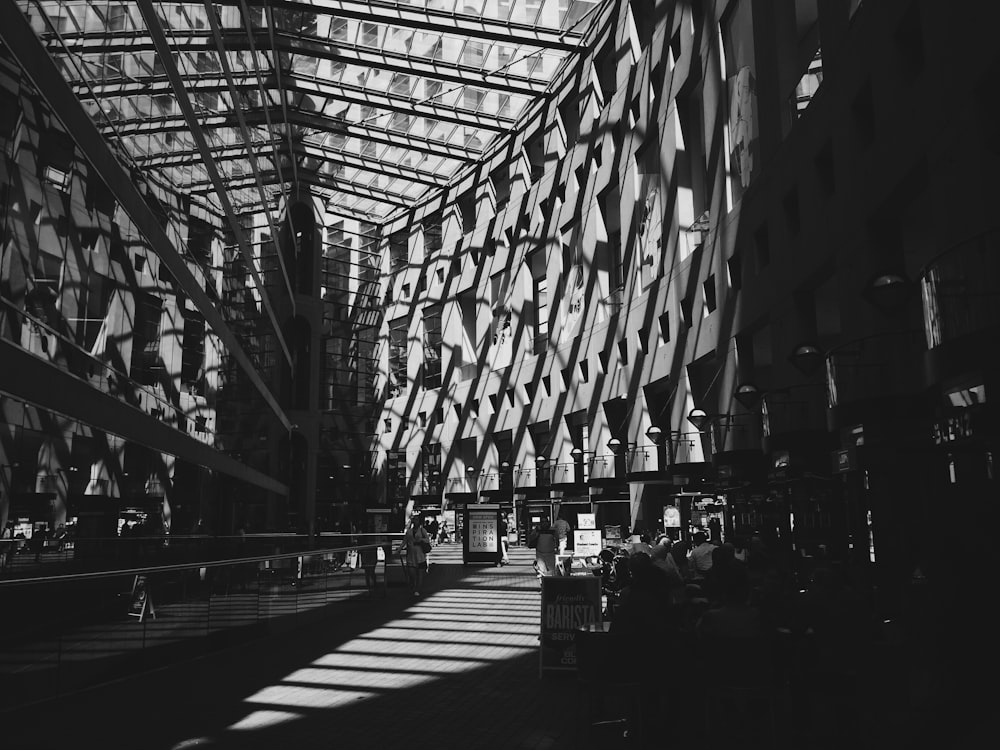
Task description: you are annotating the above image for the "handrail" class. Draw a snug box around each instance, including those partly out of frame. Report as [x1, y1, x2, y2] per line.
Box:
[0, 538, 404, 588]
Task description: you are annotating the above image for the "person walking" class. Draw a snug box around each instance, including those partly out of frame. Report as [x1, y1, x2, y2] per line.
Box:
[403, 512, 431, 596]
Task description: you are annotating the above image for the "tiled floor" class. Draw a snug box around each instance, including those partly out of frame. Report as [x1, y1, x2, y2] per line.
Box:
[2, 545, 594, 750]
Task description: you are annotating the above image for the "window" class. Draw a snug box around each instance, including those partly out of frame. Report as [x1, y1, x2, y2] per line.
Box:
[657, 311, 671, 344]
[423, 305, 442, 389]
[180, 309, 205, 387]
[533, 270, 548, 354]
[386, 450, 407, 501]
[422, 444, 442, 493]
[388, 316, 408, 396]
[423, 211, 443, 255]
[130, 293, 164, 385]
[40, 128, 74, 192]
[703, 275, 717, 313]
[727, 254, 742, 291]
[389, 230, 408, 274]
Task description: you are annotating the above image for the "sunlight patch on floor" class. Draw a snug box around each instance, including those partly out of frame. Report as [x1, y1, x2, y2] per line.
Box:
[213, 580, 539, 739]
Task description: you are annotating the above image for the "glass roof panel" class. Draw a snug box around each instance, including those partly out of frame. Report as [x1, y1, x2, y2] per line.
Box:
[22, 0, 606, 221]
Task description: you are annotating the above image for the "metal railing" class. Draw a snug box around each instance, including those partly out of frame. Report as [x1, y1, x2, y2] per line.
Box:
[0, 533, 405, 709]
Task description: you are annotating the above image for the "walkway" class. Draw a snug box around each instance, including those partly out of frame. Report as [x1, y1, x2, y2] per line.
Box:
[2, 545, 589, 750]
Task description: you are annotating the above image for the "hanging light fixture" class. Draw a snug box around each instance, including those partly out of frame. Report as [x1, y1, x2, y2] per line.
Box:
[734, 382, 763, 410]
[863, 272, 911, 313]
[687, 408, 711, 431]
[789, 343, 824, 375]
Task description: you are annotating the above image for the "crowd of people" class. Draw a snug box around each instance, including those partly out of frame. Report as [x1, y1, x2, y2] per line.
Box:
[583, 529, 886, 745]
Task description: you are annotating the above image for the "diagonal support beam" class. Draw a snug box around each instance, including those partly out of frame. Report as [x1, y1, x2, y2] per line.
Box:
[0, 3, 293, 433]
[136, 0, 297, 365]
[0, 339, 288, 496]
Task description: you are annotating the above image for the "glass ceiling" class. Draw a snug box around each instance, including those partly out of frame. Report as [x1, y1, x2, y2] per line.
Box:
[23, 0, 606, 223]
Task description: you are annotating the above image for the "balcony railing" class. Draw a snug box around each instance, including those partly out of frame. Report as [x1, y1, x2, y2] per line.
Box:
[627, 447, 658, 473]
[588, 454, 617, 480]
[549, 462, 586, 485]
[826, 331, 926, 408]
[445, 476, 476, 494]
[513, 466, 550, 489]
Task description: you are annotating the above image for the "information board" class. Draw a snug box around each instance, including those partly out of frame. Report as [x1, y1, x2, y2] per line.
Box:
[573, 529, 602, 557]
[468, 509, 498, 553]
[577, 513, 596, 530]
[539, 576, 602, 674]
[463, 504, 501, 565]
[663, 505, 681, 528]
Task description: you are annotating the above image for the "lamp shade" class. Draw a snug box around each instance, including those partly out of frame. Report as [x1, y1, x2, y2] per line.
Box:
[789, 343, 824, 375]
[645, 425, 664, 444]
[864, 272, 910, 312]
[687, 408, 711, 431]
[607, 437, 623, 453]
[734, 382, 763, 410]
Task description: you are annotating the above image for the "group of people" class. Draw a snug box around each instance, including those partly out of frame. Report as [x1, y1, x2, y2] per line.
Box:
[590, 529, 877, 744]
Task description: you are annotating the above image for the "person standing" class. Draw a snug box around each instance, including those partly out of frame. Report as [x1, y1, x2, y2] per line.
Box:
[403, 512, 431, 596]
[498, 514, 510, 565]
[553, 513, 571, 554]
[529, 520, 557, 581]
[688, 531, 716, 578]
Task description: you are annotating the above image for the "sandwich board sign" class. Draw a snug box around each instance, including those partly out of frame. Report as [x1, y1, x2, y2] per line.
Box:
[539, 575, 602, 674]
[128, 574, 156, 621]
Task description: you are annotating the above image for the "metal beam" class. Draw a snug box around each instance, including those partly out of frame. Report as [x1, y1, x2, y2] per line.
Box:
[234, 0, 585, 51]
[139, 141, 447, 187]
[49, 29, 550, 97]
[136, 0, 298, 361]
[107, 109, 482, 162]
[78, 74, 514, 134]
[192, 171, 416, 209]
[0, 339, 288, 496]
[0, 3, 293, 433]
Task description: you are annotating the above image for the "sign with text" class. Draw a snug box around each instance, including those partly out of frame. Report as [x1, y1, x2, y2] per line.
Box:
[468, 509, 498, 553]
[463, 503, 501, 565]
[539, 576, 602, 674]
[573, 529, 602, 558]
[577, 513, 596, 530]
